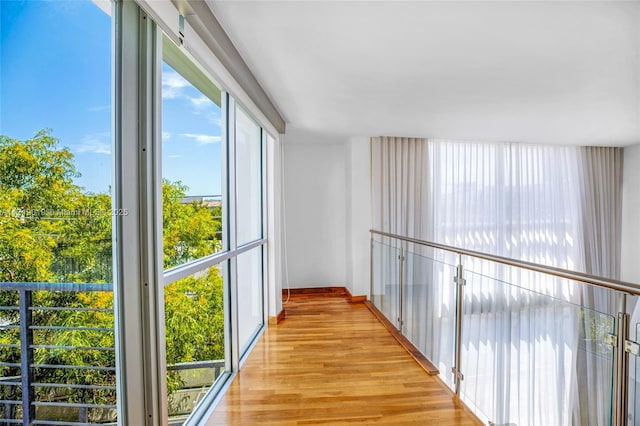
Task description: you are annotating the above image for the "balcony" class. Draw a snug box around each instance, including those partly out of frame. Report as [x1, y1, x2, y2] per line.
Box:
[0, 283, 116, 425]
[0, 283, 225, 425]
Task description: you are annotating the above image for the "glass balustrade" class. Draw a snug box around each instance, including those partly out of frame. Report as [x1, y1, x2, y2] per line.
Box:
[370, 231, 630, 426]
[371, 241, 401, 329]
[401, 249, 457, 388]
[460, 268, 615, 425]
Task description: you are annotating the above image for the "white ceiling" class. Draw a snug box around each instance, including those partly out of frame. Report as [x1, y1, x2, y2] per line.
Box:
[208, 1, 640, 146]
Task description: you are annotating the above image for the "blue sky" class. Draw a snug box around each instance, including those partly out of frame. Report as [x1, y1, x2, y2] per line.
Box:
[1, 0, 222, 196]
[162, 63, 223, 197]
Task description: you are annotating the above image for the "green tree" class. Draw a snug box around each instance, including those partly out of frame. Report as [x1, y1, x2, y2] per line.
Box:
[161, 179, 225, 410]
[0, 132, 226, 421]
[164, 267, 225, 396]
[0, 132, 116, 421]
[0, 130, 77, 284]
[51, 192, 113, 283]
[163, 179, 222, 269]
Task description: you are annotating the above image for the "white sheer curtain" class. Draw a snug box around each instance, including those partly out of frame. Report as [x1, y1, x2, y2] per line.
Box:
[371, 137, 624, 425]
[371, 136, 431, 239]
[577, 146, 623, 310]
[574, 146, 624, 424]
[430, 141, 582, 270]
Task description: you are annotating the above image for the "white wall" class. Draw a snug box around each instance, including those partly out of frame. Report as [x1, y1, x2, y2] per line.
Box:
[266, 134, 283, 317]
[282, 127, 348, 288]
[621, 143, 640, 284]
[281, 129, 373, 295]
[282, 135, 640, 296]
[346, 137, 372, 297]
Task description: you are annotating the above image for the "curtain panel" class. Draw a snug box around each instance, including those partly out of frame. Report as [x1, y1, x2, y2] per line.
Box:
[371, 136, 431, 240]
[370, 136, 624, 425]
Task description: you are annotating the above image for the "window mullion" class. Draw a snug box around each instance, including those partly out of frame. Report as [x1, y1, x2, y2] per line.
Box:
[227, 96, 241, 373]
[113, 2, 166, 425]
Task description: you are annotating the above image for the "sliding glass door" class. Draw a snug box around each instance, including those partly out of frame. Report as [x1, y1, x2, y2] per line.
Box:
[161, 40, 230, 422]
[160, 35, 267, 424]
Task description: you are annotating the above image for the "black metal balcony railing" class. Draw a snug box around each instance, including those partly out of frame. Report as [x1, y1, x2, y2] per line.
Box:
[0, 283, 116, 426]
[0, 283, 225, 425]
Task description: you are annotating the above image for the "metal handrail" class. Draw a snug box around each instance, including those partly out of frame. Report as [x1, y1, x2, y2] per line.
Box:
[0, 282, 113, 292]
[371, 229, 640, 296]
[167, 360, 225, 371]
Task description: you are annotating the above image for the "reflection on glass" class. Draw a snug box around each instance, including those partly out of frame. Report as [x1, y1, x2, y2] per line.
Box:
[235, 106, 262, 246]
[164, 265, 227, 419]
[162, 59, 224, 269]
[237, 247, 263, 355]
[0, 1, 114, 423]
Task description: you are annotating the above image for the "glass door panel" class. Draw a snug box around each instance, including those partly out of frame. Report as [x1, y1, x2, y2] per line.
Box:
[161, 38, 228, 423]
[235, 106, 262, 246]
[237, 247, 264, 356]
[164, 265, 227, 419]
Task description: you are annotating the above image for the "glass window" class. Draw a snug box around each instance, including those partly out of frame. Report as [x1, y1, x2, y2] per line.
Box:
[235, 106, 263, 246]
[0, 0, 115, 423]
[164, 264, 228, 419]
[161, 36, 229, 423]
[162, 39, 224, 270]
[237, 247, 264, 355]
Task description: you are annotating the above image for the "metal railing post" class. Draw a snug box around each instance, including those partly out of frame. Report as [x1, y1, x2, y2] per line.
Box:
[398, 246, 405, 332]
[452, 255, 465, 396]
[19, 290, 35, 425]
[370, 236, 374, 302]
[614, 292, 630, 426]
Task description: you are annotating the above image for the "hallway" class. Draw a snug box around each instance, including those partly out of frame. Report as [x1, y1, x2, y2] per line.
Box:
[205, 293, 480, 425]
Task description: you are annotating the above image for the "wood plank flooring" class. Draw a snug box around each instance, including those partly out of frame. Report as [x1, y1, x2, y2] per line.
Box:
[205, 295, 481, 425]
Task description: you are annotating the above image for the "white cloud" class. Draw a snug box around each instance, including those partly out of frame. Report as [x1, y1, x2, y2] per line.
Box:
[88, 105, 110, 112]
[162, 70, 217, 114]
[188, 95, 214, 110]
[181, 133, 221, 145]
[75, 132, 111, 155]
[163, 131, 172, 140]
[162, 70, 190, 100]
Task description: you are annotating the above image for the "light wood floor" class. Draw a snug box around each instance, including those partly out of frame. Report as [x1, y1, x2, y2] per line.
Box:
[205, 295, 481, 425]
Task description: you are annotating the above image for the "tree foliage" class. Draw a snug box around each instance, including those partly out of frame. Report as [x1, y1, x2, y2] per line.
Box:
[163, 180, 222, 269]
[0, 132, 225, 421]
[164, 267, 225, 395]
[0, 130, 76, 283]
